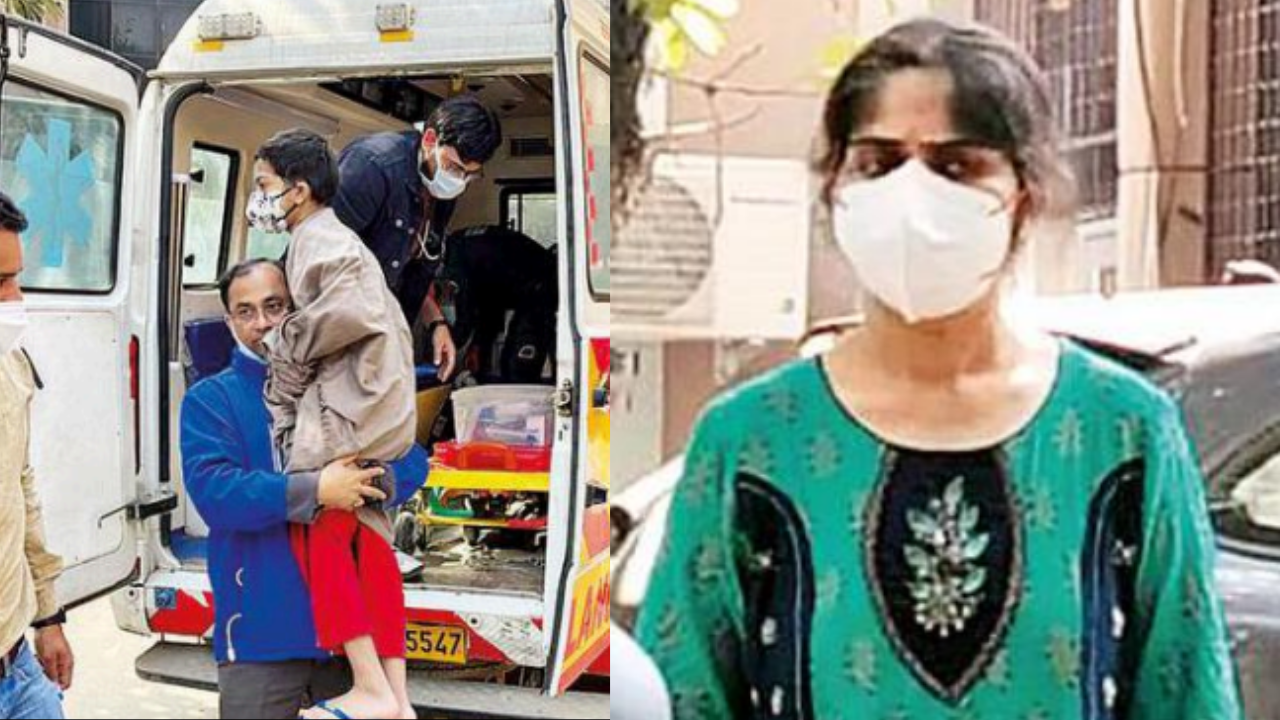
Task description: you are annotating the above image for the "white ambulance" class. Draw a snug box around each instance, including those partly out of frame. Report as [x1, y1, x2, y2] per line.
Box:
[0, 0, 610, 715]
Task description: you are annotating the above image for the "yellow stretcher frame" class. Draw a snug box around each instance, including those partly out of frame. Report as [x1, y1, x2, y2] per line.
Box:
[427, 466, 551, 493]
[420, 514, 544, 528]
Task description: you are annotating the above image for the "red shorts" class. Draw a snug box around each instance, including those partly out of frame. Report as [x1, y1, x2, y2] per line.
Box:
[290, 510, 406, 659]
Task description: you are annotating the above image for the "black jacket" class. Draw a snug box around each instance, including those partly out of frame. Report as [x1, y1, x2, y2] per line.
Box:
[332, 130, 456, 294]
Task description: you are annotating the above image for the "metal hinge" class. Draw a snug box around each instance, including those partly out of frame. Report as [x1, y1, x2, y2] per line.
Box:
[0, 13, 9, 88]
[99, 489, 179, 527]
[553, 379, 575, 418]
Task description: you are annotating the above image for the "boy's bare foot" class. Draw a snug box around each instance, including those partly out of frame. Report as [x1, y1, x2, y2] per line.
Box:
[301, 688, 401, 719]
[398, 702, 417, 719]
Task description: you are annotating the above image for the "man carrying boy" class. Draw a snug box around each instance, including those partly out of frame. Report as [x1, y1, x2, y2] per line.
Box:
[248, 128, 420, 720]
[180, 255, 428, 719]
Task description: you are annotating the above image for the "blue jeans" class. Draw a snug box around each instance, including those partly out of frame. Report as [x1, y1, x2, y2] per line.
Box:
[0, 641, 64, 720]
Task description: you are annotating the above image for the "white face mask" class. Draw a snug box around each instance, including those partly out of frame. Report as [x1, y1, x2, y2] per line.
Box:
[0, 301, 29, 356]
[246, 186, 295, 234]
[832, 160, 1014, 324]
[421, 144, 468, 201]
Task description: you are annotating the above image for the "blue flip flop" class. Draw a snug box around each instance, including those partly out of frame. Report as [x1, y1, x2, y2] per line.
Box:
[301, 700, 352, 720]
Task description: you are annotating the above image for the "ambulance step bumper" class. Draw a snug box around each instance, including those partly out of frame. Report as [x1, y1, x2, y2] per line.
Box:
[135, 642, 608, 718]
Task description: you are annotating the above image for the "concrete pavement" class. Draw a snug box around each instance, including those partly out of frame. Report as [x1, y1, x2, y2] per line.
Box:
[59, 597, 217, 719]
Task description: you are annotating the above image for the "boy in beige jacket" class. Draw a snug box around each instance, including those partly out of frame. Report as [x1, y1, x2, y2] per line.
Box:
[249, 128, 417, 720]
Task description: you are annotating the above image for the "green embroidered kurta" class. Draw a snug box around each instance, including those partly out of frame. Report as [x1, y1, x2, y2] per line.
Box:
[636, 340, 1243, 720]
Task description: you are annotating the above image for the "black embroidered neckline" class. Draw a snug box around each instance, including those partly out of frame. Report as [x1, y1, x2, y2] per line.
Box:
[863, 446, 1024, 704]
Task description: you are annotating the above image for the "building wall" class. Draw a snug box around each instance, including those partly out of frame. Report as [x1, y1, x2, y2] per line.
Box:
[648, 0, 864, 464]
[624, 0, 1218, 484]
[1204, 0, 1280, 280]
[1115, 0, 1211, 289]
[956, 1, 1217, 291]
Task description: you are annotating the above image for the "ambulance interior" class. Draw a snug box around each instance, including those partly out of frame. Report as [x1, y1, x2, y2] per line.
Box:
[164, 71, 563, 602]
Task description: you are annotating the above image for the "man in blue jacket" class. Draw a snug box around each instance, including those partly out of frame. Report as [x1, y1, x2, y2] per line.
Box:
[180, 258, 429, 719]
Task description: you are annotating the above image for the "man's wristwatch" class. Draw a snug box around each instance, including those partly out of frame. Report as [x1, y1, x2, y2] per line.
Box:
[31, 609, 67, 630]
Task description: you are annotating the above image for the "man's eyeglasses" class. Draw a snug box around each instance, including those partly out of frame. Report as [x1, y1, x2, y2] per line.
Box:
[230, 298, 289, 325]
[442, 158, 483, 182]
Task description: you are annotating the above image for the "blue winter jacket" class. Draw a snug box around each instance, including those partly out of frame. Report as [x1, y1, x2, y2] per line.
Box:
[180, 348, 428, 664]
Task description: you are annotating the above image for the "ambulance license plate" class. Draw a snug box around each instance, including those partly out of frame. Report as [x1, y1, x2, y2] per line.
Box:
[405, 623, 468, 664]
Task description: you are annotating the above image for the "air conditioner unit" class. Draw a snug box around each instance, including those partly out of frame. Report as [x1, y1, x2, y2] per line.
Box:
[613, 153, 811, 341]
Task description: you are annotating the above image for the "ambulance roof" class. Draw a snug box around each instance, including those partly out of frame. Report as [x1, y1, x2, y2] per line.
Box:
[153, 0, 560, 81]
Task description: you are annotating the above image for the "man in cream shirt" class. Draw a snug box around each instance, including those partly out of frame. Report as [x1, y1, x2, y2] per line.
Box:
[0, 190, 74, 719]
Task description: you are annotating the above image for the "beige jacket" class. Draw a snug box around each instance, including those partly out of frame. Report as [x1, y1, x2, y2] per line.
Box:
[265, 207, 417, 476]
[0, 349, 63, 656]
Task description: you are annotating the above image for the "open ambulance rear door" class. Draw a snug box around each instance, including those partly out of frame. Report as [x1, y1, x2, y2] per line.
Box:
[544, 0, 611, 694]
[0, 15, 160, 609]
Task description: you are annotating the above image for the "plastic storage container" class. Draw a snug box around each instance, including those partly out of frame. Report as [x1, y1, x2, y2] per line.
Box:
[451, 385, 555, 448]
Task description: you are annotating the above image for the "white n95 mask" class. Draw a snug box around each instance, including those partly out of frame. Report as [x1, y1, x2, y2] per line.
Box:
[832, 159, 1014, 324]
[421, 145, 468, 201]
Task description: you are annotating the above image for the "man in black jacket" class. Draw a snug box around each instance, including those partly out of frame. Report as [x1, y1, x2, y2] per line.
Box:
[333, 96, 502, 381]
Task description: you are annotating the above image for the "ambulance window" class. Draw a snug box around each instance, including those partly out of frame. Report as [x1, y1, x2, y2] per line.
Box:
[246, 226, 289, 262]
[579, 53, 609, 300]
[0, 80, 123, 293]
[182, 145, 239, 287]
[502, 183, 558, 248]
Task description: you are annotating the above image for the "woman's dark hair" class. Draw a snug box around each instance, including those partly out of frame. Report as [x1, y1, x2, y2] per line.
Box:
[427, 95, 504, 165]
[613, 0, 650, 222]
[818, 19, 1074, 226]
[0, 191, 29, 234]
[255, 128, 340, 205]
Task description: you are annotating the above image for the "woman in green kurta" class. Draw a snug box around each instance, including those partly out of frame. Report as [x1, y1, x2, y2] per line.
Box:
[630, 17, 1243, 720]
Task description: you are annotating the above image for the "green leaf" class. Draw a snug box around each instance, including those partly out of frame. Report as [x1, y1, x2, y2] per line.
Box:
[638, 0, 737, 71]
[652, 19, 689, 71]
[960, 504, 980, 533]
[10, 0, 63, 21]
[689, 0, 739, 18]
[907, 509, 938, 539]
[963, 567, 988, 594]
[670, 3, 726, 57]
[944, 477, 965, 512]
[962, 533, 991, 561]
[816, 36, 863, 82]
[904, 545, 931, 572]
